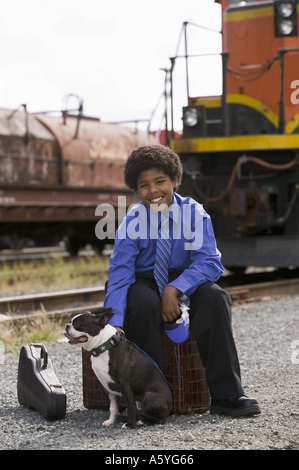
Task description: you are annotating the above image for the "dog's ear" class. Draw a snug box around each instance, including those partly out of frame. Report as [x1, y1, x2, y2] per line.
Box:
[93, 307, 114, 325]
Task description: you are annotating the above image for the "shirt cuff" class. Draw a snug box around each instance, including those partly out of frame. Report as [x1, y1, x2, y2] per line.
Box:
[169, 276, 201, 297]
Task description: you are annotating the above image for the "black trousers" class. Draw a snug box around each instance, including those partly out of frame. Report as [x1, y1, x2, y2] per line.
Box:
[123, 275, 244, 400]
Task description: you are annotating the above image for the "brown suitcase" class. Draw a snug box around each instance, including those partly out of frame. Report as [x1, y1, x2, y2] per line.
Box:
[82, 331, 210, 414]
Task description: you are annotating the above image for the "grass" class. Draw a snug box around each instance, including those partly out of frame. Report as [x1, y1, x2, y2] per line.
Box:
[0, 255, 110, 348]
[1, 255, 109, 296]
[1, 312, 65, 351]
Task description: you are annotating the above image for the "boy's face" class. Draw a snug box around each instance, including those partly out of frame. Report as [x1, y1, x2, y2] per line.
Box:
[136, 168, 178, 211]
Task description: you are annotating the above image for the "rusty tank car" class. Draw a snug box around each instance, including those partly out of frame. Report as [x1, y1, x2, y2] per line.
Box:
[0, 105, 147, 254]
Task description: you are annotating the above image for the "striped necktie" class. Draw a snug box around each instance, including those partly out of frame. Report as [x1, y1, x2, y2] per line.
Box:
[154, 217, 172, 295]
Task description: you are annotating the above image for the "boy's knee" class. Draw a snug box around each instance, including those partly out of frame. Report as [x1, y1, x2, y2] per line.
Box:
[126, 279, 161, 323]
[210, 283, 232, 305]
[190, 282, 232, 323]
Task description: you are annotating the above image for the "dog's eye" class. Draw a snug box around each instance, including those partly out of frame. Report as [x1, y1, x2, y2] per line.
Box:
[72, 319, 86, 331]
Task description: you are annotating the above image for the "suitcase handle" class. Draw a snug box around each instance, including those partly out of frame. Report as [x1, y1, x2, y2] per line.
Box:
[31, 343, 48, 369]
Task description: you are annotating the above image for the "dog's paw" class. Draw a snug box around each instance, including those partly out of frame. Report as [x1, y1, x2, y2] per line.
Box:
[136, 419, 144, 426]
[102, 419, 115, 427]
[121, 422, 136, 429]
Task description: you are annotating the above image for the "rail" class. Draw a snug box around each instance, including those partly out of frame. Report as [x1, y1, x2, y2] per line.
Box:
[1, 275, 299, 324]
[0, 286, 105, 321]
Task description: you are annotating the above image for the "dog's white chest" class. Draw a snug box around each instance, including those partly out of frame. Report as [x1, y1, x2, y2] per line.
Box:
[91, 352, 122, 396]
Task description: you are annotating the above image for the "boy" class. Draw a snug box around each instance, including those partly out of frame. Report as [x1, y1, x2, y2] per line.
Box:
[103, 145, 260, 417]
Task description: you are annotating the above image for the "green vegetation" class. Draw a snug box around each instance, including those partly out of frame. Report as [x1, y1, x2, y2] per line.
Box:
[1, 255, 109, 296]
[0, 255, 109, 348]
[1, 311, 65, 350]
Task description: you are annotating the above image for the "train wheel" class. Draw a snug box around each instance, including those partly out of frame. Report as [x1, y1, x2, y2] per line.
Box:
[94, 240, 109, 255]
[225, 266, 247, 275]
[66, 236, 84, 256]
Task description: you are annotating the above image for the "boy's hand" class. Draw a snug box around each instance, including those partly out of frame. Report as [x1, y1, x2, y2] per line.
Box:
[115, 326, 125, 335]
[160, 285, 182, 323]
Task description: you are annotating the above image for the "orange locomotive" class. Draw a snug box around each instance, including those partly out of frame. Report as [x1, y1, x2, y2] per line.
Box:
[223, 0, 299, 135]
[170, 0, 299, 270]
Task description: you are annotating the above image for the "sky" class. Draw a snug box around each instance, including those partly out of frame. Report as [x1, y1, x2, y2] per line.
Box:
[0, 0, 222, 131]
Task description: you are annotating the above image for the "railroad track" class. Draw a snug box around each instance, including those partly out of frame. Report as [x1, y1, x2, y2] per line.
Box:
[1, 274, 299, 324]
[0, 286, 106, 322]
[0, 244, 113, 262]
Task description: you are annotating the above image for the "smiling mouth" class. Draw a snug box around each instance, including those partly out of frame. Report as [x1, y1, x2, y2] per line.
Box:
[150, 196, 163, 204]
[64, 332, 88, 344]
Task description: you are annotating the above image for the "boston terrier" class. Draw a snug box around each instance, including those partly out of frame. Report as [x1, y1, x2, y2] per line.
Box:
[65, 307, 173, 428]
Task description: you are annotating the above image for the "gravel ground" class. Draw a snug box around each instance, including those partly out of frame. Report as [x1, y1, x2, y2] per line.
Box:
[0, 295, 298, 452]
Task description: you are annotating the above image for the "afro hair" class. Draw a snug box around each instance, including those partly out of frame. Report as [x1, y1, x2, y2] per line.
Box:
[124, 145, 183, 191]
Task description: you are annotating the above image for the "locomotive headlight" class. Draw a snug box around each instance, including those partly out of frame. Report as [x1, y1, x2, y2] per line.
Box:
[183, 108, 199, 127]
[278, 2, 295, 17]
[274, 0, 298, 37]
[279, 19, 294, 34]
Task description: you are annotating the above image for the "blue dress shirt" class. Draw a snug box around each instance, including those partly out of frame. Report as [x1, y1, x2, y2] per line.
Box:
[104, 192, 224, 327]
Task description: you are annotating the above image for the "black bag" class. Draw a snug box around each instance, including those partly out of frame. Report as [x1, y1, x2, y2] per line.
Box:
[17, 343, 66, 420]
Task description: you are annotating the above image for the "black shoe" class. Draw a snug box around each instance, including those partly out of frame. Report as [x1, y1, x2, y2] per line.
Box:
[210, 396, 261, 417]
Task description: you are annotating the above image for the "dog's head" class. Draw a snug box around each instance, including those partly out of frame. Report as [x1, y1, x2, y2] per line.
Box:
[64, 307, 114, 349]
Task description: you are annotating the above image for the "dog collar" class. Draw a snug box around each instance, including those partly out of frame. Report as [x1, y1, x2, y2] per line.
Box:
[90, 332, 123, 357]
